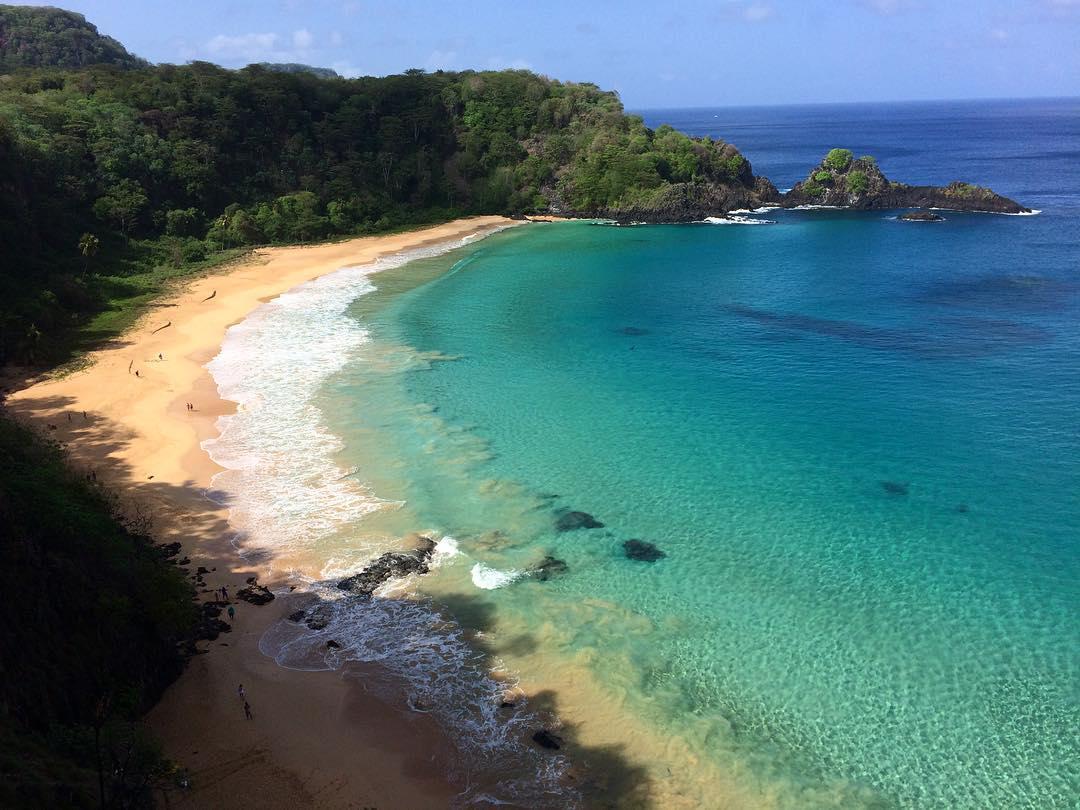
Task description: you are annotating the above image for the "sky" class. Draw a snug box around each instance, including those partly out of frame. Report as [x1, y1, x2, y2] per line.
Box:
[28, 0, 1080, 108]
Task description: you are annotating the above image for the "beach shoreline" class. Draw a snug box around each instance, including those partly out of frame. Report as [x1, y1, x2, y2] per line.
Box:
[5, 216, 520, 808]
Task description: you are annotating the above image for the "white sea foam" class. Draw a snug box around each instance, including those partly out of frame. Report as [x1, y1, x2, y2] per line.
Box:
[470, 563, 523, 590]
[703, 215, 776, 225]
[203, 236, 510, 565]
[204, 226, 576, 806]
[729, 206, 781, 214]
[927, 206, 1042, 216]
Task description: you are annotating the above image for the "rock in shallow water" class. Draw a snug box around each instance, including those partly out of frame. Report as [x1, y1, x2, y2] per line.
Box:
[337, 536, 437, 596]
[623, 539, 666, 562]
[528, 556, 569, 581]
[532, 729, 563, 750]
[555, 511, 604, 531]
[899, 210, 945, 222]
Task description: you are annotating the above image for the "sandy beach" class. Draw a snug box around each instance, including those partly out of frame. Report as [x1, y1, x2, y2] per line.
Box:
[5, 216, 518, 809]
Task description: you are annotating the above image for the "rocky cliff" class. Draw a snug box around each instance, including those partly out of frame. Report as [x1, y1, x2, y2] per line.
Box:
[585, 175, 781, 223]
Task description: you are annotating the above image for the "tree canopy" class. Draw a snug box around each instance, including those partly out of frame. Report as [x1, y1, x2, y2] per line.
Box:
[0, 5, 146, 71]
[0, 56, 759, 363]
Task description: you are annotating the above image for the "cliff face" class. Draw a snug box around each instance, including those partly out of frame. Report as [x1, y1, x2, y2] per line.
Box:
[583, 175, 781, 223]
[783, 149, 1029, 214]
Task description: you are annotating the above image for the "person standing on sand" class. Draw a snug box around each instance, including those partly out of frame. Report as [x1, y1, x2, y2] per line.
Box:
[227, 605, 235, 621]
[221, 585, 229, 601]
[244, 701, 253, 720]
[238, 684, 245, 701]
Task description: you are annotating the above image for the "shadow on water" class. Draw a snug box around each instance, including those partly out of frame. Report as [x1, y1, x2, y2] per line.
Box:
[916, 273, 1078, 313]
[723, 303, 1051, 358]
[4, 393, 654, 809]
[429, 591, 656, 809]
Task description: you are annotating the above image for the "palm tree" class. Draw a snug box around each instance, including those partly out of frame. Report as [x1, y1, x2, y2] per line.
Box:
[78, 232, 100, 274]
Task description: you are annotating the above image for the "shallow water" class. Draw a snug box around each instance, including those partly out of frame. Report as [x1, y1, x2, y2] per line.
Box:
[207, 99, 1080, 808]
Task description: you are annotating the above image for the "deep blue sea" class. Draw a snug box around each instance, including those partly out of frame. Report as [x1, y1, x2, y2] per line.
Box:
[211, 99, 1079, 808]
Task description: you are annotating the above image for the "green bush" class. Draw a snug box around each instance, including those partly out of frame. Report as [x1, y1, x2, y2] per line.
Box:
[813, 170, 832, 183]
[824, 148, 853, 171]
[846, 170, 869, 195]
[803, 181, 825, 197]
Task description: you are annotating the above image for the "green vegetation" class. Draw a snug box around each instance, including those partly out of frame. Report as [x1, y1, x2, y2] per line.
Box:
[859, 154, 876, 164]
[824, 148, 853, 171]
[1, 51, 757, 365]
[803, 181, 825, 197]
[944, 181, 991, 200]
[846, 170, 869, 195]
[0, 5, 146, 70]
[0, 416, 198, 808]
[813, 170, 832, 183]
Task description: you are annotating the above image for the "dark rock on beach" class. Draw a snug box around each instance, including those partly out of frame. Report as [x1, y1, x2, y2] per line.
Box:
[784, 150, 1029, 214]
[236, 582, 275, 605]
[623, 539, 666, 562]
[555, 511, 605, 531]
[326, 640, 341, 650]
[159, 541, 182, 558]
[529, 556, 569, 581]
[881, 480, 909, 496]
[899, 210, 946, 222]
[337, 536, 437, 597]
[532, 729, 564, 750]
[195, 603, 232, 641]
[287, 609, 306, 623]
[304, 606, 332, 631]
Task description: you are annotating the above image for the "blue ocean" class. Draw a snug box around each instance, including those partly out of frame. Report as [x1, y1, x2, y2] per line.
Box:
[211, 99, 1079, 808]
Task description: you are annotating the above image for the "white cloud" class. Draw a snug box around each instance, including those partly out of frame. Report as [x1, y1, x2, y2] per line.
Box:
[292, 29, 314, 49]
[425, 49, 460, 70]
[205, 32, 280, 60]
[855, 0, 914, 14]
[743, 3, 774, 21]
[198, 30, 321, 65]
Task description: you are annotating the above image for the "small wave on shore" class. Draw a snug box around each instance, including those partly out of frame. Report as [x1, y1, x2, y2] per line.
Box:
[471, 562, 524, 589]
[703, 215, 776, 225]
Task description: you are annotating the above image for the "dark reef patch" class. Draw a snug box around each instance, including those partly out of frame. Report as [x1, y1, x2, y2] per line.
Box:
[555, 511, 605, 531]
[623, 540, 666, 562]
[881, 481, 909, 496]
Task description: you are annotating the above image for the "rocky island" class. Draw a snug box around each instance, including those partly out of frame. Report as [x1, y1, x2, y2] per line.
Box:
[782, 148, 1029, 215]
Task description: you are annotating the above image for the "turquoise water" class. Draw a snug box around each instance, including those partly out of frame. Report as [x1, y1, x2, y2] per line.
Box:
[224, 100, 1079, 808]
[321, 211, 1078, 807]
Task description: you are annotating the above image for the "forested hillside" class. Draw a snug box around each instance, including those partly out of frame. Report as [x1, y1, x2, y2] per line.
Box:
[0, 17, 771, 364]
[0, 5, 145, 71]
[0, 416, 197, 807]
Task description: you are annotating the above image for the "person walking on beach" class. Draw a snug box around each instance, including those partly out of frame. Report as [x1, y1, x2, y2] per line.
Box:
[238, 684, 245, 701]
[227, 605, 235, 621]
[221, 585, 229, 602]
[244, 701, 253, 720]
